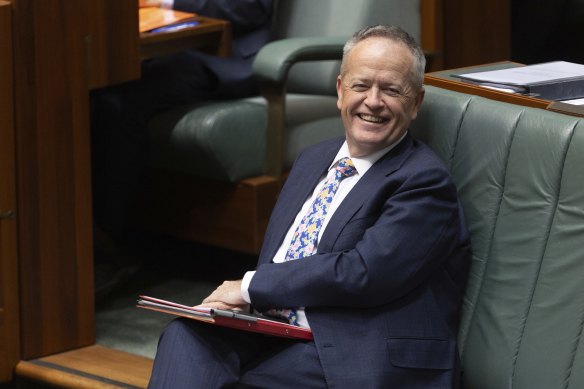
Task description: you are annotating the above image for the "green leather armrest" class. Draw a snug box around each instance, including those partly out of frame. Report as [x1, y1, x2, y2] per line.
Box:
[252, 36, 348, 84]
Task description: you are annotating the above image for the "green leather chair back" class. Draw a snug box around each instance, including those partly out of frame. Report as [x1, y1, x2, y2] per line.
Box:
[410, 85, 584, 389]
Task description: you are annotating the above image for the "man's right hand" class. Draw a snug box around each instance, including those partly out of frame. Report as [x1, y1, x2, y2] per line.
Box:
[200, 280, 249, 312]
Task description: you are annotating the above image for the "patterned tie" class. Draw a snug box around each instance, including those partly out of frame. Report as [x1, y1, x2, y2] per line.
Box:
[274, 157, 357, 325]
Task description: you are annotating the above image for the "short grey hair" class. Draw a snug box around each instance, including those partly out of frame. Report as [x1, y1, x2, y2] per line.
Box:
[340, 25, 426, 91]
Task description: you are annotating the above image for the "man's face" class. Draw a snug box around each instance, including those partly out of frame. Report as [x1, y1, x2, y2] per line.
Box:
[336, 37, 424, 157]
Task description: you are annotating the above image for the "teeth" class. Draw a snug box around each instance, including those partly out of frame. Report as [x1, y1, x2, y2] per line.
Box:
[358, 114, 386, 123]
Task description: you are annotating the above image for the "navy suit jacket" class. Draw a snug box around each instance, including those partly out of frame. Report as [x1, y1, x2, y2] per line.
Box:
[249, 135, 471, 388]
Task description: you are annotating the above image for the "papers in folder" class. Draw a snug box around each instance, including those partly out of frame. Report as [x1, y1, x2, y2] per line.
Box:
[454, 61, 584, 101]
[136, 296, 313, 340]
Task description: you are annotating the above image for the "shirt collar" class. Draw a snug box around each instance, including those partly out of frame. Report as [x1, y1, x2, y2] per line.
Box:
[329, 131, 408, 175]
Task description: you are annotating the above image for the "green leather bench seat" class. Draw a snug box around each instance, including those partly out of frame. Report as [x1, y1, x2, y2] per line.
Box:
[410, 85, 584, 389]
[146, 94, 341, 182]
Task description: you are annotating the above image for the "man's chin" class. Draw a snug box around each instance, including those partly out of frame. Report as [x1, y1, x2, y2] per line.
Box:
[348, 137, 389, 157]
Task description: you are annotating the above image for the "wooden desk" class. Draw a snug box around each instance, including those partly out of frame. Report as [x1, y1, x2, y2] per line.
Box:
[88, 10, 231, 89]
[425, 62, 584, 117]
[140, 16, 231, 60]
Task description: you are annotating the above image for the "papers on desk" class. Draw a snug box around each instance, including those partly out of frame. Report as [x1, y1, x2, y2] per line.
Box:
[560, 97, 584, 105]
[136, 295, 314, 340]
[454, 61, 584, 101]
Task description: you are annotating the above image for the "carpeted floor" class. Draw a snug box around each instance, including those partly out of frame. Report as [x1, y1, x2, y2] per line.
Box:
[95, 232, 257, 358]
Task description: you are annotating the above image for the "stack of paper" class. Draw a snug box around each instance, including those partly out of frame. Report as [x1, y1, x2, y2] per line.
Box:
[454, 61, 584, 101]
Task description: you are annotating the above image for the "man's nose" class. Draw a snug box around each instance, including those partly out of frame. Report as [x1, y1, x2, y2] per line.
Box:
[364, 87, 383, 107]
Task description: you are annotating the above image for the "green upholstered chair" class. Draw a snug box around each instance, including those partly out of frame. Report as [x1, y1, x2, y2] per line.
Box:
[133, 0, 424, 254]
[410, 85, 584, 389]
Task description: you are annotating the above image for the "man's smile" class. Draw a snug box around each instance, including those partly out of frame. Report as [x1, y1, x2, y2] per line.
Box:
[357, 113, 389, 124]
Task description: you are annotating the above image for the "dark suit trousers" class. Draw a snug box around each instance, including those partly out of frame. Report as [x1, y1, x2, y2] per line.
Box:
[147, 318, 327, 389]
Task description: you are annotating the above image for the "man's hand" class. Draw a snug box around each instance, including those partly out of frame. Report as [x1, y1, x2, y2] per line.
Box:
[139, 0, 162, 8]
[201, 280, 249, 311]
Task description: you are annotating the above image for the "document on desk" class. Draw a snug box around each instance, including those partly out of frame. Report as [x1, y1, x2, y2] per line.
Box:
[454, 61, 584, 100]
[560, 97, 584, 105]
[136, 295, 314, 340]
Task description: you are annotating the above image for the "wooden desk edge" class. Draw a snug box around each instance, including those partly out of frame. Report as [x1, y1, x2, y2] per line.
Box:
[140, 16, 231, 60]
[140, 16, 229, 43]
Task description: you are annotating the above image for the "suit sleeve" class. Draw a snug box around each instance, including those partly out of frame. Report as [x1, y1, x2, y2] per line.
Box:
[172, 0, 273, 34]
[249, 160, 466, 310]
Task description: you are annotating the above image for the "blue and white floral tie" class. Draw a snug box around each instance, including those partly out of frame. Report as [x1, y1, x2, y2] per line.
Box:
[272, 157, 357, 325]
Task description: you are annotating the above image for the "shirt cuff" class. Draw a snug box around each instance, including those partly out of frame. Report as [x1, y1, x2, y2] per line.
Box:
[241, 271, 256, 304]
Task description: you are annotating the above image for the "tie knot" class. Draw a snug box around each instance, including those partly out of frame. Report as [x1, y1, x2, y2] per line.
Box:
[336, 157, 356, 178]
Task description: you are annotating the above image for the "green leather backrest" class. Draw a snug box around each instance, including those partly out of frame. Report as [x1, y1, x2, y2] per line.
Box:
[271, 0, 421, 95]
[410, 86, 584, 389]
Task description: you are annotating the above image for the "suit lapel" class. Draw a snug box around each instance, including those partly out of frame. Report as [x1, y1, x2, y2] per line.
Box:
[318, 135, 415, 252]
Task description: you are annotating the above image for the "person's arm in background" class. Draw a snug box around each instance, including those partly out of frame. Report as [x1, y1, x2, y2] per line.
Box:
[138, 0, 166, 8]
[172, 0, 273, 34]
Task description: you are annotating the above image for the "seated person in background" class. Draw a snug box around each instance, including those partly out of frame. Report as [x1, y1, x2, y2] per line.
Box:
[147, 25, 471, 388]
[91, 0, 273, 300]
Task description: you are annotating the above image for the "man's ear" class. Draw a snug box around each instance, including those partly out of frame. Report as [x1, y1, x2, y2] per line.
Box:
[336, 75, 343, 110]
[410, 87, 425, 120]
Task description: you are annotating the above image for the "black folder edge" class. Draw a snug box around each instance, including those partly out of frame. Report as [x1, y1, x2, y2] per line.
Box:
[136, 295, 314, 340]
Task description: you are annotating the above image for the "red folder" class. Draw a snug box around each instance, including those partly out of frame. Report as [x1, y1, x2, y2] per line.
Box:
[137, 295, 313, 340]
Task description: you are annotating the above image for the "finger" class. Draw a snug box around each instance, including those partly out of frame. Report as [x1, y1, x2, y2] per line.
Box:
[198, 301, 242, 310]
[202, 291, 219, 304]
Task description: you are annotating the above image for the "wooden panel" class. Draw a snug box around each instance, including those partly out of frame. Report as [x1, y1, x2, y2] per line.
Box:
[11, 0, 95, 358]
[132, 172, 280, 255]
[442, 0, 511, 69]
[15, 345, 153, 388]
[87, 0, 141, 89]
[0, 0, 20, 382]
[420, 0, 444, 71]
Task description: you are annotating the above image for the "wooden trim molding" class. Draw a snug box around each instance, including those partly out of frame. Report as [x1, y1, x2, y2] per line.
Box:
[0, 0, 20, 382]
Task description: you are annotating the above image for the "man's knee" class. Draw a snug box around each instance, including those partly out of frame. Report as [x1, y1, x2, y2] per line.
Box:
[159, 318, 202, 344]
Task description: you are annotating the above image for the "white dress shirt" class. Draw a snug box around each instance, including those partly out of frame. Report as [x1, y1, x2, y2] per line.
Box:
[241, 135, 406, 328]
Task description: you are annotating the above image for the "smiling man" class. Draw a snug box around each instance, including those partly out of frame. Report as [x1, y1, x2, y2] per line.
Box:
[147, 25, 471, 389]
[337, 31, 425, 157]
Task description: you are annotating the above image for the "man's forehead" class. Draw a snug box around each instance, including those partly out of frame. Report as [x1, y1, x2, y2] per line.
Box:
[349, 38, 413, 66]
[345, 46, 414, 83]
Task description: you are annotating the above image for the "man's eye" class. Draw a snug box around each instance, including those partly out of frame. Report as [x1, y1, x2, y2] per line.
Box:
[384, 88, 402, 97]
[352, 84, 368, 91]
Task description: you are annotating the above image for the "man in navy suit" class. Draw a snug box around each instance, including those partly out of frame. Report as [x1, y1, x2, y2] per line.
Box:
[91, 0, 273, 300]
[147, 25, 471, 388]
